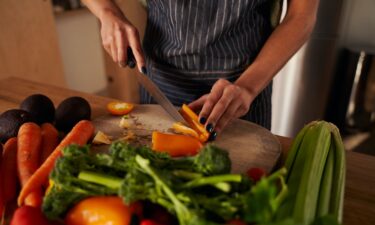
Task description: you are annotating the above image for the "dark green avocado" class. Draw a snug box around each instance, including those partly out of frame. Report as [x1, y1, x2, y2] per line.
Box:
[55, 96, 91, 133]
[20, 94, 55, 125]
[0, 109, 35, 143]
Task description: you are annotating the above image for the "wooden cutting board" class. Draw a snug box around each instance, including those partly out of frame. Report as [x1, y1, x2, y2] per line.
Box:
[93, 104, 281, 173]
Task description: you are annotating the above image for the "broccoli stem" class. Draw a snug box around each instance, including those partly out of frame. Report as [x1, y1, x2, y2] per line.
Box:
[213, 182, 231, 192]
[135, 155, 194, 225]
[78, 170, 122, 190]
[183, 174, 242, 189]
[172, 170, 203, 180]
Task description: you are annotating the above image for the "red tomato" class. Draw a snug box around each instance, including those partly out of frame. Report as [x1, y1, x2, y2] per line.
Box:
[130, 201, 144, 219]
[140, 219, 163, 225]
[226, 219, 248, 225]
[65, 196, 131, 225]
[10, 206, 53, 225]
[246, 167, 267, 182]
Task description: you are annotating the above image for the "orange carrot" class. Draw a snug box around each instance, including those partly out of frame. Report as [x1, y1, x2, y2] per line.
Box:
[17, 123, 42, 186]
[18, 120, 95, 206]
[24, 189, 43, 208]
[17, 122, 43, 207]
[40, 123, 59, 163]
[152, 131, 203, 157]
[2, 138, 18, 204]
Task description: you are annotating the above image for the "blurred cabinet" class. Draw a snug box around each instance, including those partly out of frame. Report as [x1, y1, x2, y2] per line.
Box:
[0, 0, 66, 87]
[55, 8, 107, 94]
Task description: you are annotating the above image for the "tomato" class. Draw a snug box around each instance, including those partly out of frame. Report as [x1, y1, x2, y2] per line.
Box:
[140, 219, 163, 225]
[246, 167, 267, 182]
[10, 206, 53, 225]
[129, 201, 144, 219]
[65, 196, 131, 225]
[107, 102, 134, 116]
[226, 219, 248, 225]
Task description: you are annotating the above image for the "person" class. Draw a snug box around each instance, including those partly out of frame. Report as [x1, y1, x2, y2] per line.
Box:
[83, 0, 319, 139]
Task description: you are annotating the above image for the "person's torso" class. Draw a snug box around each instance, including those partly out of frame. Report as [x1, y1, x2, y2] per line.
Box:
[143, 0, 274, 72]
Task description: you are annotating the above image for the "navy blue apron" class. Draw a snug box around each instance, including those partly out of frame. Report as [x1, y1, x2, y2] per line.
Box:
[141, 0, 274, 130]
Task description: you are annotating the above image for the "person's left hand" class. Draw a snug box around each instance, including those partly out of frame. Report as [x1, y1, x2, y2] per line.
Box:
[188, 79, 254, 138]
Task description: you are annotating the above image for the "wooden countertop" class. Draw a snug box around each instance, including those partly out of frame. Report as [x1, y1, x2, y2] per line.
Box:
[0, 77, 374, 225]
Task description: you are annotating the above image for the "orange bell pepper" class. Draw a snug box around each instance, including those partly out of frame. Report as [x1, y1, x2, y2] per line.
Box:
[152, 131, 203, 157]
[65, 196, 131, 225]
[107, 101, 134, 116]
[171, 122, 199, 139]
[179, 104, 210, 142]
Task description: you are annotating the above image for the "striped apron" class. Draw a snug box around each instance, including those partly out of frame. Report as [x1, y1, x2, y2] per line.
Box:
[141, 0, 274, 130]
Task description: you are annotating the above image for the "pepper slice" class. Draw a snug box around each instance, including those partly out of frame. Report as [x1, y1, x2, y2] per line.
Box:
[171, 122, 199, 139]
[107, 101, 134, 116]
[178, 104, 210, 143]
[152, 131, 203, 157]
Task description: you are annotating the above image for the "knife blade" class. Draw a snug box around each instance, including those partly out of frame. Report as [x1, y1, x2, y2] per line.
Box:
[126, 48, 185, 122]
[135, 71, 185, 122]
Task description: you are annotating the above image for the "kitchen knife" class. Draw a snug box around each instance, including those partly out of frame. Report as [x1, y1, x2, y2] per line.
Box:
[126, 48, 185, 122]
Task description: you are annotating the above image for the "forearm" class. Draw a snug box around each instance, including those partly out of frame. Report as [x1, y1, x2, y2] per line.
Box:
[235, 0, 319, 98]
[82, 0, 123, 20]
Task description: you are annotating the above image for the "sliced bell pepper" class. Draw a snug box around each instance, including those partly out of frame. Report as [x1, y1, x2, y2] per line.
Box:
[179, 104, 210, 143]
[107, 101, 134, 116]
[152, 131, 203, 157]
[171, 122, 199, 139]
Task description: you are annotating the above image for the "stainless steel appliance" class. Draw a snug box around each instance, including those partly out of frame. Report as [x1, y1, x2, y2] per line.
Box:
[271, 0, 345, 137]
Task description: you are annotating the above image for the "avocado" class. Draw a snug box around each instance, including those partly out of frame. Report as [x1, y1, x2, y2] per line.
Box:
[20, 94, 55, 125]
[0, 109, 35, 143]
[55, 96, 91, 132]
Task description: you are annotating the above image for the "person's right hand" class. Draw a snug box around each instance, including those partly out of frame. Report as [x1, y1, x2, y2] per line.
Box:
[99, 9, 145, 71]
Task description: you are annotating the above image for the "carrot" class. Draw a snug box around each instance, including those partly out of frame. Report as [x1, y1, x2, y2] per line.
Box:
[17, 120, 95, 206]
[24, 189, 43, 208]
[2, 138, 18, 204]
[17, 123, 42, 186]
[40, 123, 59, 163]
[17, 122, 43, 207]
[152, 131, 203, 157]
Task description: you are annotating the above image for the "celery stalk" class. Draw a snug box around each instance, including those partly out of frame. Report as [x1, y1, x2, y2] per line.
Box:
[330, 125, 346, 223]
[276, 123, 319, 220]
[292, 122, 331, 225]
[285, 121, 317, 181]
[316, 143, 334, 217]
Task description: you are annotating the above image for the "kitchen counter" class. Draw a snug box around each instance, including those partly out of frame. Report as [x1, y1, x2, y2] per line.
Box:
[0, 77, 374, 224]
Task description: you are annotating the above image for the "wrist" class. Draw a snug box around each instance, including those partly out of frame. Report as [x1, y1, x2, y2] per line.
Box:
[235, 80, 258, 103]
[98, 7, 123, 21]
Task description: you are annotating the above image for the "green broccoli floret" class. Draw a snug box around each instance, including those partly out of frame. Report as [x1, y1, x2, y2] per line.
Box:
[172, 144, 231, 175]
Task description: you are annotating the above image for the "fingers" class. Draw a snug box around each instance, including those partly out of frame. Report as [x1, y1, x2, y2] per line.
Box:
[115, 29, 127, 67]
[127, 27, 146, 72]
[205, 85, 236, 132]
[214, 100, 241, 133]
[110, 41, 117, 62]
[100, 14, 144, 69]
[199, 79, 229, 124]
[196, 79, 252, 135]
[188, 95, 207, 113]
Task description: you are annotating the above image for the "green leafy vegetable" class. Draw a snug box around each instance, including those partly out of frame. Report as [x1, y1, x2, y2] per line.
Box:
[42, 141, 287, 224]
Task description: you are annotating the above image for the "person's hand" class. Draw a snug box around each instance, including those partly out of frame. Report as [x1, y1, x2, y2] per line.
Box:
[188, 79, 254, 137]
[99, 9, 145, 71]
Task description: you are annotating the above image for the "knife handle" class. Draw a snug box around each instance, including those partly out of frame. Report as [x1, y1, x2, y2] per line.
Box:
[127, 47, 136, 68]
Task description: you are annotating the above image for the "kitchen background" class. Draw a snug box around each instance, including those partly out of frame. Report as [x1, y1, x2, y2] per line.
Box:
[0, 0, 374, 154]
